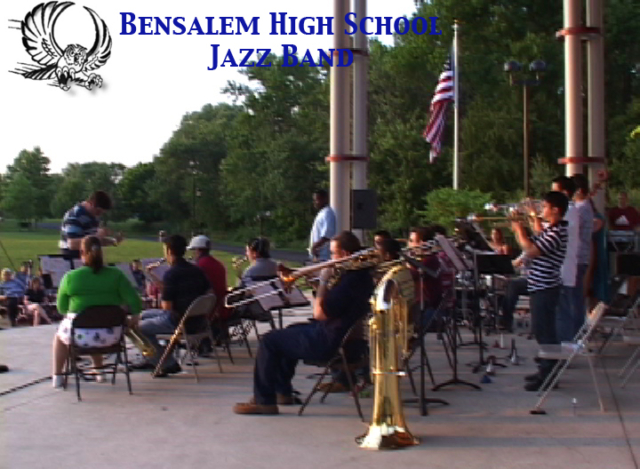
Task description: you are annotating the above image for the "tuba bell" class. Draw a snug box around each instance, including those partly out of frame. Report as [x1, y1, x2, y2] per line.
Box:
[356, 265, 418, 450]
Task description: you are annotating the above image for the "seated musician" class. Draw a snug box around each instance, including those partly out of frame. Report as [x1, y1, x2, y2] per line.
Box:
[608, 191, 640, 231]
[51, 237, 141, 388]
[233, 231, 375, 415]
[407, 227, 442, 327]
[240, 237, 278, 283]
[373, 230, 392, 252]
[489, 228, 512, 256]
[131, 235, 210, 376]
[0, 267, 28, 327]
[187, 235, 228, 316]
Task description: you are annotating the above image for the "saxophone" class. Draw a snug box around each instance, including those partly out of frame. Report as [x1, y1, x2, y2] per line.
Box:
[125, 328, 156, 359]
[357, 265, 418, 450]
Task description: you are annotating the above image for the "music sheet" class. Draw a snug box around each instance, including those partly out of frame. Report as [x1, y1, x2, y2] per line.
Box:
[244, 279, 310, 311]
[435, 235, 470, 272]
[38, 256, 73, 288]
[114, 263, 138, 287]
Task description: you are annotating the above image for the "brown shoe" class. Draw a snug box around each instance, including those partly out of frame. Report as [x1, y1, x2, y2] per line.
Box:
[233, 401, 279, 415]
[317, 382, 349, 393]
[248, 395, 300, 406]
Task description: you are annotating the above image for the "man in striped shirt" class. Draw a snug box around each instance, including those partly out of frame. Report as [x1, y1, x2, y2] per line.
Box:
[511, 191, 569, 391]
[59, 191, 122, 259]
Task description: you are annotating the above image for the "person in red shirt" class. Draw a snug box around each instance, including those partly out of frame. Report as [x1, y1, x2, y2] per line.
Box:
[187, 235, 228, 319]
[608, 191, 640, 231]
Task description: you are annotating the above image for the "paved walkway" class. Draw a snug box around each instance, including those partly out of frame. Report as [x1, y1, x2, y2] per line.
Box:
[1, 310, 639, 469]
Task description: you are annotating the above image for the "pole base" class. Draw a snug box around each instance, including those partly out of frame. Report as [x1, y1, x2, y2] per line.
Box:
[356, 425, 419, 450]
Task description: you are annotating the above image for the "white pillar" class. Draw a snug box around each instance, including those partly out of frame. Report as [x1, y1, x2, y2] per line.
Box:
[329, 0, 352, 233]
[564, 0, 583, 177]
[352, 0, 368, 193]
[587, 0, 605, 213]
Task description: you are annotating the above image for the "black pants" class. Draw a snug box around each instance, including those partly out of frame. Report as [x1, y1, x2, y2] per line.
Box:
[254, 322, 334, 405]
[530, 287, 560, 377]
[5, 297, 23, 327]
[501, 277, 528, 330]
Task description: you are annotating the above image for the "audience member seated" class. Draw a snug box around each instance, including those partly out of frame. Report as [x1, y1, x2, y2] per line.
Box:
[51, 236, 142, 388]
[240, 237, 278, 283]
[0, 268, 28, 327]
[608, 191, 640, 231]
[132, 235, 211, 377]
[23, 277, 52, 326]
[130, 259, 146, 293]
[233, 231, 375, 415]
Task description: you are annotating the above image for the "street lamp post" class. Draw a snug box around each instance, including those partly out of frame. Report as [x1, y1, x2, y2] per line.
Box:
[504, 60, 546, 197]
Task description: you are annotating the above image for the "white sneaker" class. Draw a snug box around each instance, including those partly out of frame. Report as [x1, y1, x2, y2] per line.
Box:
[52, 375, 64, 388]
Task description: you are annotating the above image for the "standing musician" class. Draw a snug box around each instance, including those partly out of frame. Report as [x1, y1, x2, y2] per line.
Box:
[551, 176, 580, 343]
[233, 231, 375, 415]
[308, 189, 337, 262]
[59, 191, 123, 259]
[510, 191, 568, 391]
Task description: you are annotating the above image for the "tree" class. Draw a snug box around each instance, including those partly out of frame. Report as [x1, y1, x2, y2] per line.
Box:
[5, 147, 52, 220]
[1, 174, 36, 221]
[118, 162, 163, 223]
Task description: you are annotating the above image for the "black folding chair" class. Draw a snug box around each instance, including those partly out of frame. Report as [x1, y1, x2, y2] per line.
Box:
[64, 305, 132, 401]
[298, 322, 367, 422]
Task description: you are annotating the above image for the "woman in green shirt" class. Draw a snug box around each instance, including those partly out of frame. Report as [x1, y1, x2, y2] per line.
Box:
[52, 236, 142, 388]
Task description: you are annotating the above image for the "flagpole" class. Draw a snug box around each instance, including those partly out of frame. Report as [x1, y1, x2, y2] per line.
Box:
[453, 20, 460, 190]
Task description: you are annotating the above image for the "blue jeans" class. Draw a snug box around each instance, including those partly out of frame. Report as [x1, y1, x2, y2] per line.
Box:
[138, 309, 178, 366]
[573, 264, 589, 336]
[502, 277, 528, 330]
[254, 322, 334, 405]
[530, 287, 560, 377]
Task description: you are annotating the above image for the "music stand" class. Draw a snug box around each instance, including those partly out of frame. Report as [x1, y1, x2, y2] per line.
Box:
[432, 236, 481, 392]
[400, 252, 449, 415]
[467, 253, 515, 372]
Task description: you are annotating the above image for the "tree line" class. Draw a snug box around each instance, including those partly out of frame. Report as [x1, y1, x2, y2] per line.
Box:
[2, 0, 639, 242]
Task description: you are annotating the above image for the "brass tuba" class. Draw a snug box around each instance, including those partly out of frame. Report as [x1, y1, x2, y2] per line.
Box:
[357, 265, 418, 450]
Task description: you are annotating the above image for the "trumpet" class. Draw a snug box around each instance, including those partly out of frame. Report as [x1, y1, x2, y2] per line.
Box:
[231, 255, 248, 279]
[225, 248, 382, 308]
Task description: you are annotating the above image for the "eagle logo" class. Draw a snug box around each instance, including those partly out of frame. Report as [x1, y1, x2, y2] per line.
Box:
[9, 2, 112, 91]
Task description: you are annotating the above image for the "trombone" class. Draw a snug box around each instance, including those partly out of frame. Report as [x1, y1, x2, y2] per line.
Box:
[224, 248, 381, 308]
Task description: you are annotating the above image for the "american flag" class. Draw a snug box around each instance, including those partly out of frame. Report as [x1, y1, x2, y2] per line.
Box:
[423, 55, 455, 163]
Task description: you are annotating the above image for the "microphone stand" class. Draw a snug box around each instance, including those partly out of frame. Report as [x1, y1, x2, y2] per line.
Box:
[401, 253, 449, 415]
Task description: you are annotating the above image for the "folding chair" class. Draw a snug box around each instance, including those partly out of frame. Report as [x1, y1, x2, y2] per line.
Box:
[596, 289, 640, 355]
[153, 294, 222, 382]
[298, 322, 367, 422]
[531, 302, 608, 414]
[63, 305, 132, 401]
[619, 332, 640, 387]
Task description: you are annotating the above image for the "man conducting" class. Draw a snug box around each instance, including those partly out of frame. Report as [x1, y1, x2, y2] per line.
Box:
[308, 189, 336, 262]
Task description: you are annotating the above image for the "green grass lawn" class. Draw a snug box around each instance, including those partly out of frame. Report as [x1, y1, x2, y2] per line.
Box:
[0, 230, 241, 287]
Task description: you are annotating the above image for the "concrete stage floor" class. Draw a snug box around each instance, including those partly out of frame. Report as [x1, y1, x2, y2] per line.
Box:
[1, 307, 639, 469]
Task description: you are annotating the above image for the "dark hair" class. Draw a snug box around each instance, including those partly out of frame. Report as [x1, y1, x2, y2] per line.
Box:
[88, 191, 112, 211]
[543, 191, 569, 217]
[164, 234, 187, 259]
[313, 189, 328, 200]
[373, 230, 392, 240]
[247, 237, 271, 258]
[29, 277, 41, 288]
[571, 174, 590, 195]
[82, 236, 104, 273]
[431, 224, 448, 236]
[409, 226, 434, 242]
[551, 176, 576, 198]
[491, 227, 505, 241]
[332, 231, 361, 254]
[379, 238, 401, 260]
